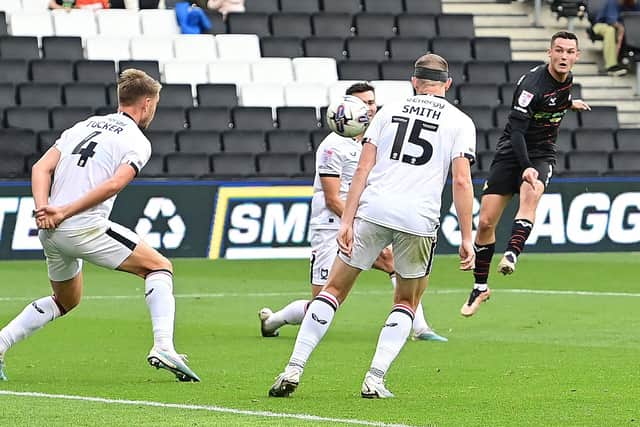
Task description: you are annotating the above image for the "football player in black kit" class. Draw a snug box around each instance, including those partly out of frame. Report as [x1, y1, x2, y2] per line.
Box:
[461, 31, 591, 317]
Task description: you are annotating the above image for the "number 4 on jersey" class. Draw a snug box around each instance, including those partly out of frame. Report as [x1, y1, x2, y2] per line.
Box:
[72, 131, 102, 167]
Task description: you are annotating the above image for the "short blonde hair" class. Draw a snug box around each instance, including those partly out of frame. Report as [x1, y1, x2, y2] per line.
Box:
[117, 69, 162, 107]
[414, 53, 448, 75]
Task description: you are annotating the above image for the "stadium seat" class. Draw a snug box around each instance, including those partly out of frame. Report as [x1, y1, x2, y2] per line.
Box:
[571, 82, 583, 100]
[311, 13, 353, 38]
[267, 130, 312, 153]
[284, 82, 328, 107]
[276, 106, 319, 130]
[42, 36, 83, 61]
[0, 153, 26, 178]
[140, 9, 180, 36]
[322, 0, 361, 14]
[389, 37, 430, 61]
[216, 34, 261, 60]
[566, 151, 609, 175]
[38, 129, 61, 152]
[165, 153, 211, 177]
[493, 104, 511, 130]
[431, 37, 473, 62]
[130, 37, 175, 63]
[580, 106, 618, 130]
[475, 129, 488, 152]
[210, 153, 256, 177]
[0, 59, 29, 83]
[5, 107, 50, 131]
[354, 14, 396, 38]
[9, 11, 54, 38]
[610, 151, 640, 173]
[30, 59, 74, 84]
[363, 0, 403, 13]
[96, 9, 141, 37]
[346, 37, 388, 61]
[157, 84, 193, 108]
[208, 60, 252, 84]
[447, 60, 466, 86]
[51, 9, 97, 38]
[0, 1, 21, 17]
[507, 60, 544, 82]
[50, 106, 93, 130]
[18, 83, 62, 107]
[226, 12, 271, 37]
[380, 60, 413, 80]
[271, 13, 313, 38]
[75, 60, 116, 84]
[256, 152, 301, 176]
[615, 128, 640, 150]
[303, 37, 346, 61]
[370, 80, 414, 105]
[86, 37, 131, 61]
[143, 130, 176, 154]
[0, 83, 15, 109]
[473, 37, 512, 62]
[460, 106, 494, 131]
[20, 0, 50, 12]
[62, 83, 106, 109]
[138, 155, 165, 177]
[147, 107, 186, 131]
[396, 14, 437, 38]
[232, 106, 275, 130]
[261, 37, 304, 58]
[311, 129, 330, 148]
[164, 62, 209, 91]
[0, 12, 6, 36]
[174, 34, 217, 61]
[560, 110, 580, 131]
[466, 61, 508, 84]
[251, 58, 295, 84]
[240, 83, 285, 107]
[499, 83, 516, 105]
[457, 84, 501, 107]
[485, 129, 502, 151]
[222, 130, 266, 153]
[203, 10, 227, 35]
[405, 0, 441, 14]
[280, 0, 319, 13]
[437, 14, 474, 38]
[196, 84, 238, 107]
[106, 83, 117, 106]
[556, 129, 574, 152]
[119, 60, 161, 82]
[0, 128, 38, 156]
[177, 130, 222, 154]
[292, 57, 338, 83]
[187, 106, 232, 130]
[300, 150, 315, 175]
[245, 0, 279, 13]
[574, 129, 616, 152]
[338, 60, 381, 80]
[0, 36, 40, 60]
[327, 80, 359, 104]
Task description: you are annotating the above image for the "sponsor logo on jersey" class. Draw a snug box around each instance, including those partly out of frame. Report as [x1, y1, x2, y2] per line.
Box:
[518, 90, 534, 107]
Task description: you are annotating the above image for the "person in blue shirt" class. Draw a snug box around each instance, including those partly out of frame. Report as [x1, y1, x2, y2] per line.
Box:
[592, 0, 640, 75]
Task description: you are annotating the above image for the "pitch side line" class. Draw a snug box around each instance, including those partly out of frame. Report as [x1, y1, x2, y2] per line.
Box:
[0, 390, 418, 427]
[1, 288, 639, 303]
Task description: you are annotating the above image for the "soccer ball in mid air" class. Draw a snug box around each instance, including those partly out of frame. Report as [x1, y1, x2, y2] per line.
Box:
[326, 95, 370, 137]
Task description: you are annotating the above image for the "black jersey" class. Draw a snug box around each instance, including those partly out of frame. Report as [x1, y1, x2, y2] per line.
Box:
[495, 64, 573, 160]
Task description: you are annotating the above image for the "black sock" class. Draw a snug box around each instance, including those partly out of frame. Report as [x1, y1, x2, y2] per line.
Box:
[473, 242, 495, 285]
[506, 218, 533, 257]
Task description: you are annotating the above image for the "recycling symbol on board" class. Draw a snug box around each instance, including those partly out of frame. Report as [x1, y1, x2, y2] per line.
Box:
[135, 197, 186, 249]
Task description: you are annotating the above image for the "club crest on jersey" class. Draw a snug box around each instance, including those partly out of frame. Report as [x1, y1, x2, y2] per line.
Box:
[518, 90, 534, 108]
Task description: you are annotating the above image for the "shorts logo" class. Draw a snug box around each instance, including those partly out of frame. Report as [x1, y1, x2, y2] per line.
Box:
[320, 268, 329, 280]
[518, 90, 534, 108]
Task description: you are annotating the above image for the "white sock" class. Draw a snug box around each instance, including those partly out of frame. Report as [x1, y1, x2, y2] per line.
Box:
[0, 296, 62, 354]
[288, 291, 339, 371]
[389, 274, 430, 333]
[369, 304, 414, 378]
[267, 300, 308, 330]
[474, 283, 488, 292]
[145, 270, 175, 353]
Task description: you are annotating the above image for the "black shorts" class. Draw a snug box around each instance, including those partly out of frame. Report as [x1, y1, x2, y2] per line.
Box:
[483, 155, 554, 196]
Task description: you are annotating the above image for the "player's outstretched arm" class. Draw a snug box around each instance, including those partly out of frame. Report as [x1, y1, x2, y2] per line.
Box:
[451, 156, 475, 271]
[570, 99, 591, 111]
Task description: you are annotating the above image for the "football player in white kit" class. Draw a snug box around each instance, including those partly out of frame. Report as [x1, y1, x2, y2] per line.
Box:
[269, 54, 475, 398]
[259, 83, 447, 342]
[0, 69, 200, 382]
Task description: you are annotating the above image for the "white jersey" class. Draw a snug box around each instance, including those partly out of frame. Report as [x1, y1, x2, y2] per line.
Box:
[309, 132, 362, 230]
[49, 112, 151, 231]
[357, 94, 476, 237]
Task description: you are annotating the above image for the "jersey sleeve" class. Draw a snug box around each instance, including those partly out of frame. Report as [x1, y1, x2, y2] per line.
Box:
[362, 107, 386, 147]
[509, 74, 541, 121]
[451, 115, 476, 166]
[121, 133, 151, 176]
[316, 140, 343, 177]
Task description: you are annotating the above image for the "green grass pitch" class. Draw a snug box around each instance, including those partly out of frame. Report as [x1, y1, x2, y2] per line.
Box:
[0, 254, 638, 426]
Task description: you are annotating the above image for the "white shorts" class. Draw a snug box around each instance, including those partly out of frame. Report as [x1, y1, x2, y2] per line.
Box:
[39, 221, 140, 282]
[338, 218, 437, 279]
[309, 228, 339, 286]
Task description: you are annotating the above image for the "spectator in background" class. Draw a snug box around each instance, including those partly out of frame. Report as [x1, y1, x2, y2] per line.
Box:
[49, 0, 109, 9]
[592, 0, 640, 76]
[207, 0, 244, 18]
[175, 1, 212, 34]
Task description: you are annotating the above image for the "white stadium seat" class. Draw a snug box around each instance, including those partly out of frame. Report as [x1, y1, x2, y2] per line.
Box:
[9, 11, 54, 37]
[140, 9, 180, 36]
[284, 82, 329, 107]
[240, 83, 285, 107]
[52, 9, 98, 38]
[208, 60, 252, 84]
[292, 58, 338, 83]
[174, 34, 217, 61]
[251, 58, 294, 84]
[130, 37, 174, 62]
[20, 0, 50, 12]
[215, 34, 261, 60]
[0, 0, 22, 17]
[163, 61, 209, 87]
[96, 9, 140, 37]
[328, 80, 360, 104]
[370, 80, 414, 105]
[85, 36, 131, 61]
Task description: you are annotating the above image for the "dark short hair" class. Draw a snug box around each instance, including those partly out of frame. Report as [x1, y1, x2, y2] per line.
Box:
[346, 82, 375, 95]
[551, 31, 579, 49]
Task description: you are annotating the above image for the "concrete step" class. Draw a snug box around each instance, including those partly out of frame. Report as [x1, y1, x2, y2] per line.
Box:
[589, 100, 640, 112]
[475, 27, 562, 39]
[572, 63, 600, 75]
[511, 39, 550, 51]
[443, 2, 529, 14]
[474, 15, 532, 27]
[582, 87, 637, 99]
[574, 75, 636, 87]
[618, 111, 640, 125]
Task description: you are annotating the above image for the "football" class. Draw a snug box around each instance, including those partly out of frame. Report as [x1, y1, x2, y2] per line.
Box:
[325, 95, 370, 137]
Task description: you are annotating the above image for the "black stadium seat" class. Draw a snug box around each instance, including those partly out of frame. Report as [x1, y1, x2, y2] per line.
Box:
[396, 14, 437, 38]
[147, 107, 186, 131]
[507, 60, 544, 82]
[271, 13, 313, 38]
[5, 107, 50, 131]
[226, 13, 271, 37]
[580, 106, 618, 130]
[363, 0, 404, 14]
[42, 36, 83, 60]
[196, 84, 238, 107]
[610, 151, 640, 173]
[177, 130, 222, 154]
[493, 104, 512, 130]
[499, 83, 516, 104]
[38, 129, 62, 152]
[473, 37, 512, 61]
[311, 13, 353, 38]
[280, 0, 319, 13]
[138, 155, 165, 177]
[211, 153, 256, 177]
[431, 37, 473, 62]
[50, 106, 93, 130]
[556, 129, 574, 152]
[616, 128, 640, 150]
[456, 84, 501, 107]
[574, 129, 616, 152]
[388, 37, 430, 61]
[0, 59, 28, 84]
[276, 106, 319, 130]
[188, 107, 232, 131]
[222, 130, 266, 153]
[322, 0, 361, 14]
[405, 0, 441, 14]
[304, 37, 346, 61]
[75, 60, 116, 83]
[437, 14, 475, 38]
[18, 83, 63, 107]
[460, 106, 494, 131]
[0, 12, 6, 36]
[158, 84, 193, 108]
[338, 60, 381, 80]
[380, 60, 413, 80]
[267, 130, 312, 153]
[346, 37, 388, 61]
[0, 83, 16, 109]
[260, 37, 304, 58]
[466, 61, 508, 84]
[566, 151, 609, 174]
[244, 0, 279, 13]
[30, 59, 75, 84]
[165, 153, 211, 177]
[0, 153, 26, 178]
[256, 152, 301, 177]
[204, 11, 226, 35]
[232, 107, 274, 131]
[143, 130, 177, 154]
[354, 14, 396, 38]
[0, 36, 39, 60]
[63, 83, 108, 108]
[119, 60, 161, 81]
[0, 128, 38, 155]
[311, 129, 330, 148]
[301, 151, 315, 175]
